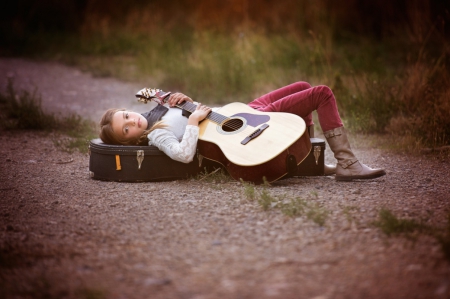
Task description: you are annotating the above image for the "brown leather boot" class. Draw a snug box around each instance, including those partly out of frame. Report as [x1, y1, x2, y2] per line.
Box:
[324, 127, 386, 181]
[324, 164, 336, 175]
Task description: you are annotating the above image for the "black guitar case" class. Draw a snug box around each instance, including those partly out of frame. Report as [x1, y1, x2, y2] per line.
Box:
[296, 137, 326, 176]
[88, 138, 204, 182]
[88, 137, 327, 182]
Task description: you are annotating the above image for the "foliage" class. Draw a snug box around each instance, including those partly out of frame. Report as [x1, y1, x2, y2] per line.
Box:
[240, 179, 256, 201]
[281, 197, 329, 226]
[2, 1, 449, 150]
[280, 197, 308, 217]
[0, 79, 96, 153]
[342, 205, 359, 224]
[373, 208, 428, 236]
[240, 181, 329, 226]
[258, 188, 275, 211]
[0, 79, 56, 130]
[196, 167, 232, 184]
[374, 209, 450, 261]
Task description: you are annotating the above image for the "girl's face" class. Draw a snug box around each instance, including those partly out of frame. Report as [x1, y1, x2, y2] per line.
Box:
[112, 111, 148, 144]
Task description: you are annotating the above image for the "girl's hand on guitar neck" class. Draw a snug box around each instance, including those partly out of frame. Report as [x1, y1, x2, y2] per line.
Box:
[168, 92, 193, 107]
[188, 103, 211, 126]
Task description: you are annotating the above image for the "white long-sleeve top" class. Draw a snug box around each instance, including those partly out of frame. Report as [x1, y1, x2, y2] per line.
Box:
[147, 105, 199, 163]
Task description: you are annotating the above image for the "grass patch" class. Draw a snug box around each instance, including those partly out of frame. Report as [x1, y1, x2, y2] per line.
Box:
[240, 182, 329, 226]
[0, 79, 96, 153]
[306, 205, 329, 227]
[373, 208, 428, 236]
[280, 197, 308, 217]
[258, 188, 276, 211]
[240, 179, 257, 201]
[196, 166, 232, 185]
[342, 205, 359, 224]
[281, 197, 329, 226]
[0, 80, 57, 130]
[374, 208, 450, 261]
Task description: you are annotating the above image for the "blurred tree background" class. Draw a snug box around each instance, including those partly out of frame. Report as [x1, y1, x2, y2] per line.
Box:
[1, 0, 449, 149]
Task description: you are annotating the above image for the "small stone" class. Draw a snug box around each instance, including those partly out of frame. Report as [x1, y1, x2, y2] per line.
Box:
[144, 278, 171, 286]
[212, 240, 222, 246]
[406, 264, 422, 271]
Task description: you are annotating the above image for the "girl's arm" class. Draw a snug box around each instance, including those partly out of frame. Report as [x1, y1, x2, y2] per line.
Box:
[148, 104, 211, 163]
[187, 103, 211, 126]
[148, 126, 200, 163]
[167, 92, 194, 107]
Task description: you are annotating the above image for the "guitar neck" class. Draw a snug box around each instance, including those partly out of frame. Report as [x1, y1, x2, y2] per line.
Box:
[175, 102, 226, 125]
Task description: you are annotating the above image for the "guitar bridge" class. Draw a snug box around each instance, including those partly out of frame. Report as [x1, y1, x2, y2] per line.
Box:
[241, 124, 269, 145]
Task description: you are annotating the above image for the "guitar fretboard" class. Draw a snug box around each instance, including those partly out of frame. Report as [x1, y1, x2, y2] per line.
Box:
[176, 102, 228, 125]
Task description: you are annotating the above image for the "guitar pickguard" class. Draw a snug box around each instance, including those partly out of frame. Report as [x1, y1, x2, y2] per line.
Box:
[232, 113, 270, 127]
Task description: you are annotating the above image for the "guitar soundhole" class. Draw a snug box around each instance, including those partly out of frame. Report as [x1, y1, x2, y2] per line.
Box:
[222, 118, 244, 132]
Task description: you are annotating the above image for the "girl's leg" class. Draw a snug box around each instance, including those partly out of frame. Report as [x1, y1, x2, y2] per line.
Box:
[250, 84, 385, 180]
[248, 81, 312, 107]
[250, 85, 343, 132]
[248, 81, 314, 126]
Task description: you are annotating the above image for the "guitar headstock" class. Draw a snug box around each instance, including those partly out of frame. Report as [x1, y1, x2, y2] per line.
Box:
[135, 88, 171, 105]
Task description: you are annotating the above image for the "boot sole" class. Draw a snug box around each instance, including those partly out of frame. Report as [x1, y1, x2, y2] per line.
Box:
[335, 170, 386, 181]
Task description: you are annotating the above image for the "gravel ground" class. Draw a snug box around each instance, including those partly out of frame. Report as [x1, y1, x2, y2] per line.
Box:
[1, 58, 449, 299]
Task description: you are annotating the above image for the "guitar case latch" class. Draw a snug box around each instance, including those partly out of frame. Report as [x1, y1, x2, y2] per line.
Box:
[137, 150, 144, 170]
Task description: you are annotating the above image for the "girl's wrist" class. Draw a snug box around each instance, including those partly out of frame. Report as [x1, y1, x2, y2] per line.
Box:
[187, 115, 200, 126]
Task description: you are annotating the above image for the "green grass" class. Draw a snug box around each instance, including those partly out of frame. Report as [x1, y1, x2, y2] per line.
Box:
[258, 188, 276, 211]
[342, 205, 359, 224]
[0, 79, 96, 153]
[373, 208, 428, 236]
[281, 197, 329, 226]
[240, 179, 257, 201]
[374, 208, 450, 261]
[196, 166, 233, 185]
[240, 182, 330, 226]
[280, 197, 308, 217]
[0, 79, 57, 130]
[306, 205, 329, 227]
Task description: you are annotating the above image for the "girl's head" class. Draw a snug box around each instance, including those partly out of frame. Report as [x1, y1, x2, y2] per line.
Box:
[99, 108, 149, 145]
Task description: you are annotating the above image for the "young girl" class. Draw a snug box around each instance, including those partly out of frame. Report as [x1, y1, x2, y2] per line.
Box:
[99, 82, 385, 181]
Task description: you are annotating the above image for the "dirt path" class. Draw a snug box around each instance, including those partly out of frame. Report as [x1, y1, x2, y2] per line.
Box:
[1, 58, 449, 299]
[0, 58, 150, 120]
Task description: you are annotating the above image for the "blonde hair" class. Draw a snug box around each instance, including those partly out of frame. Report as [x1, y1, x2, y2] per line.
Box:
[99, 108, 166, 146]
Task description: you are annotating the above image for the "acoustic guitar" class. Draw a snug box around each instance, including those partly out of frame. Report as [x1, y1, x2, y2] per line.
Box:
[136, 88, 311, 184]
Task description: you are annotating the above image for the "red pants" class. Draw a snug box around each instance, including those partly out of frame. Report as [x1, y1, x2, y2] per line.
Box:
[247, 81, 343, 132]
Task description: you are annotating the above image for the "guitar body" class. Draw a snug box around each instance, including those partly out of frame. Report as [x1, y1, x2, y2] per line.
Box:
[197, 103, 311, 183]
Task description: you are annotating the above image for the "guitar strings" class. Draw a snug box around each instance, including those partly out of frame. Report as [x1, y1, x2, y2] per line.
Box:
[177, 102, 246, 131]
